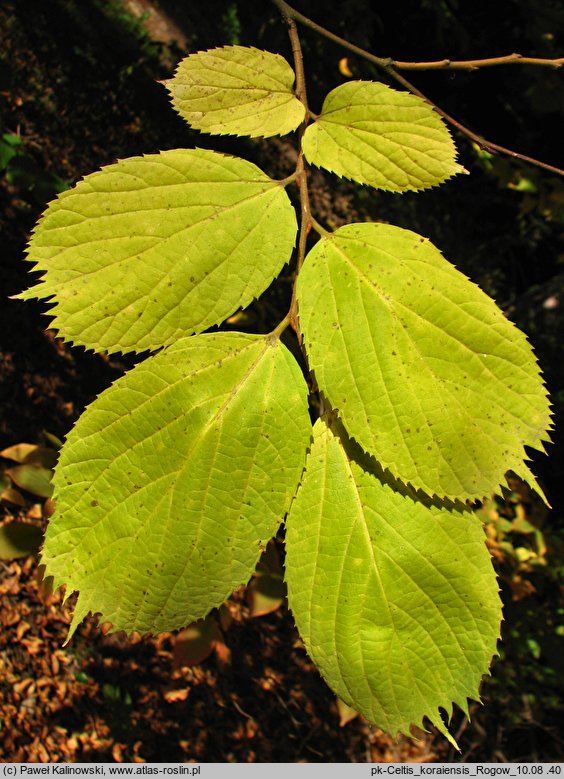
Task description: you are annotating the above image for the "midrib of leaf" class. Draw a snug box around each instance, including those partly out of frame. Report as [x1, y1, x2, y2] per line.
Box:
[324, 255, 397, 434]
[311, 126, 436, 187]
[331, 456, 390, 711]
[168, 47, 305, 139]
[112, 149, 258, 183]
[181, 90, 292, 113]
[287, 421, 501, 745]
[145, 377, 274, 625]
[39, 183, 283, 280]
[337, 453, 473, 712]
[38, 188, 291, 351]
[318, 121, 449, 164]
[392, 309, 535, 438]
[76, 193, 286, 347]
[374, 523, 483, 658]
[46, 333, 316, 638]
[307, 85, 459, 190]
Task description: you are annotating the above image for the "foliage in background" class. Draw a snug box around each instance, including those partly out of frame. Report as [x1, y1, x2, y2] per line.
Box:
[0, 132, 68, 204]
[0, 437, 59, 560]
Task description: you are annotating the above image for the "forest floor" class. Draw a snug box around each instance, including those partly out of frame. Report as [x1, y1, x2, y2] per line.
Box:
[0, 542, 444, 762]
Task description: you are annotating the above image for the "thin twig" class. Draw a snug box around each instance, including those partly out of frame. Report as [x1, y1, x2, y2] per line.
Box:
[272, 0, 564, 177]
[272, 0, 563, 71]
[389, 68, 564, 177]
[384, 54, 564, 71]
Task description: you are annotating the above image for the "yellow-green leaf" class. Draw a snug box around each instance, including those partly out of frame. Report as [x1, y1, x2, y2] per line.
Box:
[303, 81, 464, 191]
[297, 223, 551, 502]
[42, 333, 311, 638]
[167, 46, 305, 138]
[285, 420, 502, 744]
[19, 149, 297, 353]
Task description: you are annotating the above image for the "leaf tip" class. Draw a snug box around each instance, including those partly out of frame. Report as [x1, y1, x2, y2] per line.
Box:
[428, 713, 461, 752]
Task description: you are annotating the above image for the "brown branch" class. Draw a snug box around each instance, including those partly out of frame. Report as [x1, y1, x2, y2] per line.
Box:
[272, 0, 564, 177]
[287, 17, 307, 106]
[272, 0, 563, 71]
[272, 0, 402, 70]
[389, 68, 564, 177]
[278, 12, 312, 342]
[376, 53, 563, 72]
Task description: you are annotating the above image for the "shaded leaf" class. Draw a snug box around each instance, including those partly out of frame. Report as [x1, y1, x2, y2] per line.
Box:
[0, 522, 43, 560]
[337, 698, 359, 727]
[43, 432, 64, 450]
[0, 474, 23, 506]
[167, 46, 305, 138]
[285, 420, 502, 745]
[41, 332, 311, 638]
[6, 465, 53, 498]
[1, 443, 38, 462]
[218, 605, 233, 633]
[247, 574, 285, 618]
[1, 443, 58, 469]
[247, 541, 285, 617]
[173, 614, 220, 668]
[297, 223, 551, 502]
[20, 149, 297, 353]
[0, 132, 22, 169]
[1, 486, 26, 507]
[302, 81, 464, 191]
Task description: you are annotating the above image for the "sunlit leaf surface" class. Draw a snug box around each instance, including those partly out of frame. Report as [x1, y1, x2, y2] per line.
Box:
[303, 81, 464, 191]
[286, 420, 502, 744]
[20, 149, 297, 353]
[42, 333, 311, 637]
[167, 46, 305, 138]
[297, 223, 551, 501]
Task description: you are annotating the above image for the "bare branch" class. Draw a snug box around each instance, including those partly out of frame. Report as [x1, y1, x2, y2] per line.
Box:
[389, 68, 564, 178]
[379, 53, 563, 72]
[272, 0, 564, 177]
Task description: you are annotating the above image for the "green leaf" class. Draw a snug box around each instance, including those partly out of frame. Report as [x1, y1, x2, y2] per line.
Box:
[247, 541, 285, 618]
[43, 432, 64, 450]
[173, 614, 221, 668]
[1, 443, 58, 469]
[297, 223, 551, 502]
[336, 698, 359, 727]
[41, 332, 311, 638]
[20, 149, 297, 353]
[285, 419, 502, 744]
[167, 46, 305, 138]
[302, 81, 465, 192]
[0, 522, 43, 560]
[0, 133, 22, 169]
[6, 465, 53, 498]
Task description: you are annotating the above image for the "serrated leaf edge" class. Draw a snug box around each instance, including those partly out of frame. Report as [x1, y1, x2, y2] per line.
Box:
[166, 45, 305, 139]
[285, 418, 502, 748]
